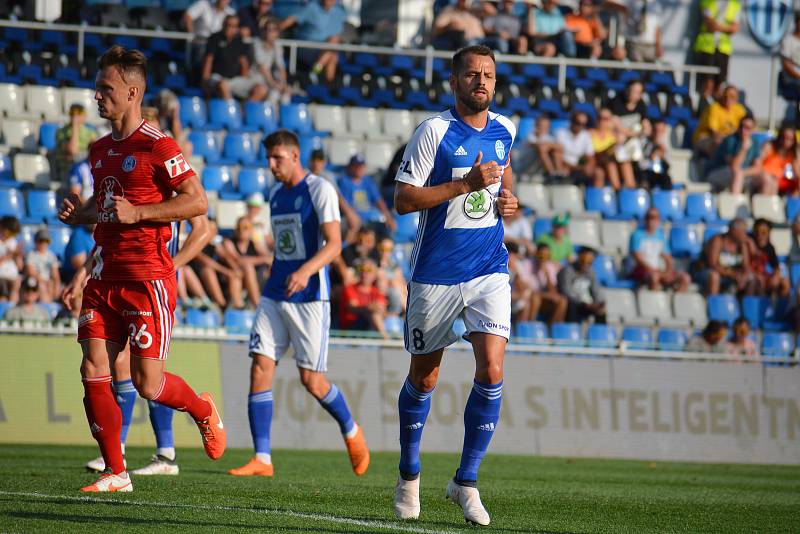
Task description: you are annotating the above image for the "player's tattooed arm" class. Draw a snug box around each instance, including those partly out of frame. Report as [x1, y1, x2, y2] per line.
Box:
[112, 175, 208, 224]
[285, 220, 342, 297]
[58, 194, 98, 225]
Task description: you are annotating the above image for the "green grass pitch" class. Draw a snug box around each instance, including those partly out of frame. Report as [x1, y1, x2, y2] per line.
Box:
[0, 444, 798, 533]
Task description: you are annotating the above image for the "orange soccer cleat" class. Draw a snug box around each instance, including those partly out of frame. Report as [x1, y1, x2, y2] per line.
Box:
[196, 392, 227, 460]
[80, 471, 133, 493]
[344, 425, 370, 476]
[228, 457, 274, 477]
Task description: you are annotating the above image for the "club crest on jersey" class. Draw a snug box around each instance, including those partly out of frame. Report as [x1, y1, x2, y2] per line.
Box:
[495, 140, 505, 160]
[98, 176, 124, 222]
[122, 155, 136, 172]
[277, 229, 297, 254]
[164, 154, 191, 179]
[463, 189, 491, 220]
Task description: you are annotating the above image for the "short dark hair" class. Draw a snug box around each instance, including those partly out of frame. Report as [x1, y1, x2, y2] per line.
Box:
[263, 129, 300, 151]
[703, 320, 727, 337]
[733, 317, 750, 329]
[98, 45, 147, 85]
[753, 217, 772, 230]
[452, 45, 495, 75]
[0, 215, 20, 234]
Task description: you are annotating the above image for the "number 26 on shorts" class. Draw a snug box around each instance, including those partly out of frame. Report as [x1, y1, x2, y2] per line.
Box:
[128, 323, 153, 349]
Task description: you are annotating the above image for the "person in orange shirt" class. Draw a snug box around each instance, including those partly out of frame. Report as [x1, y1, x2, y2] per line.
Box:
[565, 0, 606, 59]
[759, 125, 798, 195]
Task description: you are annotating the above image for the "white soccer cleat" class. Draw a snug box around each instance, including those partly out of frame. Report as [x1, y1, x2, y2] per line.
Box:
[85, 455, 126, 473]
[394, 476, 421, 520]
[130, 454, 179, 476]
[446, 479, 490, 526]
[80, 470, 133, 493]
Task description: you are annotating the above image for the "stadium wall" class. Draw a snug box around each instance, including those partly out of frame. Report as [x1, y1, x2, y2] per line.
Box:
[2, 335, 799, 465]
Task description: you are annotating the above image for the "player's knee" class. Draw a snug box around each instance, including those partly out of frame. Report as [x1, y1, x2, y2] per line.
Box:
[131, 375, 159, 400]
[408, 372, 438, 393]
[477, 362, 503, 384]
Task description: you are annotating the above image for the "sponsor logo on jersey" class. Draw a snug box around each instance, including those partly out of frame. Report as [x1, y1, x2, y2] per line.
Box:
[463, 189, 491, 220]
[122, 155, 136, 172]
[478, 319, 510, 332]
[477, 422, 496, 431]
[495, 140, 506, 160]
[454, 145, 467, 156]
[122, 310, 153, 317]
[78, 309, 95, 326]
[108, 148, 122, 157]
[277, 229, 297, 254]
[164, 154, 191, 179]
[98, 177, 124, 222]
[94, 159, 102, 169]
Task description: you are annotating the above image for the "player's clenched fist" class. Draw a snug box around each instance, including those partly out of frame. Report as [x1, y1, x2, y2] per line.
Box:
[58, 193, 83, 225]
[463, 151, 503, 191]
[110, 195, 140, 224]
[285, 269, 311, 297]
[496, 188, 518, 218]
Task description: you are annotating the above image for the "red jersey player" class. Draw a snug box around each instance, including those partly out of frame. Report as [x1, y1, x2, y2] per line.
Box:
[58, 45, 226, 493]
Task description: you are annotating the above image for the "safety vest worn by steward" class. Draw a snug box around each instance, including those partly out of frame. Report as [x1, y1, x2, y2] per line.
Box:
[694, 0, 741, 56]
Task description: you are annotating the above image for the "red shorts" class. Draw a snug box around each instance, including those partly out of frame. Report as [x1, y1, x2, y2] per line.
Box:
[78, 277, 176, 360]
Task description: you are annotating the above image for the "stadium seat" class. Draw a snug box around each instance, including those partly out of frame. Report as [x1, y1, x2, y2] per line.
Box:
[786, 196, 800, 222]
[636, 289, 671, 322]
[222, 132, 258, 165]
[60, 87, 101, 124]
[0, 188, 24, 218]
[202, 165, 234, 193]
[381, 109, 415, 140]
[223, 309, 254, 333]
[363, 140, 395, 172]
[0, 83, 25, 116]
[741, 295, 769, 329]
[761, 332, 794, 358]
[384, 315, 404, 337]
[587, 324, 617, 347]
[12, 154, 50, 188]
[516, 182, 550, 215]
[618, 188, 650, 220]
[208, 98, 245, 130]
[185, 308, 221, 328]
[669, 224, 702, 258]
[237, 167, 270, 196]
[280, 103, 313, 134]
[2, 119, 39, 152]
[48, 226, 71, 261]
[751, 194, 786, 224]
[762, 298, 791, 331]
[622, 326, 654, 349]
[178, 96, 207, 129]
[25, 86, 61, 119]
[533, 217, 552, 240]
[18, 225, 36, 252]
[568, 217, 600, 249]
[243, 101, 277, 132]
[25, 190, 56, 224]
[593, 254, 634, 289]
[685, 192, 718, 222]
[393, 211, 419, 243]
[601, 220, 633, 255]
[347, 107, 381, 137]
[550, 185, 584, 215]
[673, 292, 708, 327]
[772, 228, 791, 257]
[703, 222, 728, 243]
[515, 321, 548, 344]
[215, 199, 246, 229]
[604, 288, 639, 324]
[551, 322, 582, 347]
[657, 328, 688, 351]
[585, 187, 617, 217]
[188, 130, 222, 163]
[707, 294, 740, 326]
[516, 117, 535, 142]
[38, 122, 58, 151]
[326, 137, 362, 166]
[717, 192, 750, 220]
[311, 104, 347, 136]
[651, 189, 684, 221]
[0, 154, 12, 183]
[0, 301, 11, 320]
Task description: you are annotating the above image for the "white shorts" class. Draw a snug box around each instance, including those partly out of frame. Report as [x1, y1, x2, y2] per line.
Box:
[248, 297, 330, 372]
[404, 272, 511, 355]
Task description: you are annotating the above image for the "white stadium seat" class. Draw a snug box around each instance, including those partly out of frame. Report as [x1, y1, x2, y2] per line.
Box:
[326, 137, 362, 166]
[381, 109, 415, 140]
[604, 288, 640, 325]
[310, 104, 348, 136]
[601, 220, 634, 256]
[638, 289, 689, 327]
[215, 199, 246, 230]
[568, 217, 600, 249]
[413, 110, 437, 127]
[672, 292, 708, 328]
[0, 83, 25, 116]
[772, 228, 791, 257]
[363, 140, 395, 172]
[717, 192, 750, 220]
[60, 87, 101, 124]
[13, 153, 50, 188]
[668, 148, 692, 187]
[347, 107, 380, 137]
[26, 85, 62, 120]
[516, 182, 549, 215]
[751, 194, 786, 224]
[2, 118, 39, 152]
[550, 184, 584, 215]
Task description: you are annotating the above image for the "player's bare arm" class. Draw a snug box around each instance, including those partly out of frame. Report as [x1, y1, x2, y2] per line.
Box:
[59, 193, 98, 225]
[173, 215, 213, 268]
[111, 174, 208, 224]
[395, 151, 503, 214]
[285, 220, 341, 297]
[61, 257, 91, 312]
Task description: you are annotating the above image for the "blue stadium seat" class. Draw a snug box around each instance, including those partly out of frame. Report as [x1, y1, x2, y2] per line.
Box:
[0, 301, 11, 319]
[533, 218, 553, 240]
[244, 101, 277, 132]
[0, 188, 24, 218]
[185, 308, 221, 328]
[762, 332, 794, 358]
[585, 187, 617, 217]
[651, 189, 683, 221]
[515, 321, 548, 344]
[618, 188, 650, 220]
[762, 298, 791, 331]
[223, 309, 254, 333]
[792, 264, 800, 288]
[237, 167, 269, 196]
[685, 192, 718, 222]
[593, 254, 635, 289]
[163, 74, 187, 92]
[38, 122, 58, 152]
[786, 196, 800, 222]
[741, 295, 768, 329]
[657, 328, 688, 351]
[202, 165, 234, 194]
[622, 326, 653, 349]
[587, 324, 617, 347]
[222, 132, 257, 165]
[208, 98, 243, 130]
[551, 322, 582, 347]
[26, 190, 57, 224]
[19, 225, 36, 252]
[703, 222, 728, 243]
[48, 226, 72, 261]
[188, 130, 222, 163]
[280, 103, 313, 134]
[516, 117, 536, 143]
[178, 96, 207, 129]
[393, 211, 419, 244]
[669, 225, 702, 259]
[0, 155, 12, 182]
[707, 294, 740, 326]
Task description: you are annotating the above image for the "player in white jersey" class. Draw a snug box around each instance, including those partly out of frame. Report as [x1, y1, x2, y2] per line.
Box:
[392, 45, 519, 526]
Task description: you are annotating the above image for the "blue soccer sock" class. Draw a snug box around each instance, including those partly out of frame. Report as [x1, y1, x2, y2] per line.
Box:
[456, 380, 503, 484]
[113, 379, 137, 446]
[398, 377, 434, 479]
[147, 401, 175, 460]
[249, 390, 273, 462]
[317, 384, 356, 437]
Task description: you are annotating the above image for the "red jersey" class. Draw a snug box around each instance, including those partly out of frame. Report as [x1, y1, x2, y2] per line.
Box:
[88, 120, 195, 281]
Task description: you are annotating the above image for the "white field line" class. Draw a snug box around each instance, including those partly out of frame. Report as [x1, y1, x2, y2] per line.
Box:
[0, 490, 462, 534]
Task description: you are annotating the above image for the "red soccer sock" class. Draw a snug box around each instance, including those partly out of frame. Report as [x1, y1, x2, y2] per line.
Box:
[82, 375, 125, 475]
[152, 372, 211, 422]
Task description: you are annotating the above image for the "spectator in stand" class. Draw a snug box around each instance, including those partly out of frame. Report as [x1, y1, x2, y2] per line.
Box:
[610, 80, 648, 187]
[693, 84, 747, 158]
[516, 242, 567, 325]
[183, 0, 236, 57]
[55, 104, 97, 185]
[202, 15, 268, 101]
[68, 159, 93, 201]
[612, 0, 663, 62]
[24, 230, 60, 304]
[507, 242, 534, 322]
[537, 213, 573, 263]
[430, 0, 486, 51]
[565, 0, 606, 59]
[790, 213, 800, 266]
[693, 0, 741, 96]
[222, 216, 272, 308]
[780, 13, 800, 102]
[376, 238, 407, 316]
[338, 259, 389, 338]
[628, 207, 690, 291]
[341, 226, 380, 269]
[238, 0, 273, 39]
[308, 148, 361, 244]
[279, 0, 346, 83]
[527, 0, 577, 57]
[554, 111, 595, 183]
[503, 208, 535, 257]
[0, 216, 22, 304]
[696, 218, 755, 295]
[557, 246, 606, 323]
[338, 154, 395, 237]
[4, 276, 49, 323]
[759, 124, 799, 196]
[191, 221, 247, 310]
[686, 320, 728, 354]
[483, 0, 527, 55]
[639, 119, 672, 190]
[527, 115, 562, 177]
[749, 218, 790, 298]
[726, 317, 757, 358]
[705, 115, 765, 194]
[252, 17, 293, 105]
[590, 107, 629, 190]
[151, 90, 192, 158]
[244, 192, 273, 250]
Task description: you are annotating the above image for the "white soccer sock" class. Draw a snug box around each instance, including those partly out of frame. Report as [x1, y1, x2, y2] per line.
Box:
[344, 423, 359, 439]
[255, 452, 272, 464]
[157, 447, 176, 461]
[120, 443, 126, 455]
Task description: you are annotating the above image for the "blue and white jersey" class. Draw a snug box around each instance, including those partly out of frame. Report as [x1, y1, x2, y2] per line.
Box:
[264, 173, 340, 303]
[396, 108, 516, 285]
[167, 221, 181, 258]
